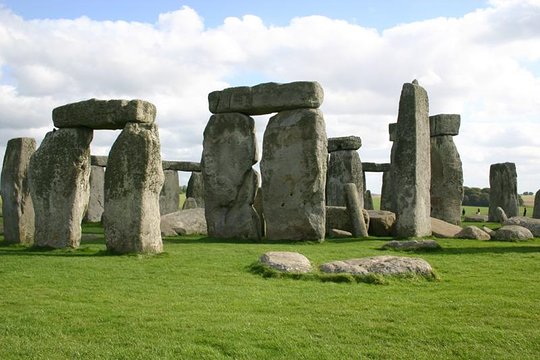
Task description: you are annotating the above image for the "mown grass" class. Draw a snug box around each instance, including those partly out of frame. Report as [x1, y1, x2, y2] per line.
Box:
[1, 219, 539, 359]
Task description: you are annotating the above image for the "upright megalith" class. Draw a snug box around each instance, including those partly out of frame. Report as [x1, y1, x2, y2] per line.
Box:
[326, 136, 363, 207]
[103, 123, 164, 254]
[533, 189, 540, 219]
[84, 165, 105, 222]
[186, 171, 204, 208]
[29, 128, 93, 248]
[202, 113, 260, 239]
[393, 81, 431, 237]
[344, 183, 369, 238]
[429, 114, 463, 225]
[159, 170, 180, 215]
[380, 123, 397, 212]
[261, 108, 327, 241]
[1, 137, 36, 245]
[488, 162, 519, 221]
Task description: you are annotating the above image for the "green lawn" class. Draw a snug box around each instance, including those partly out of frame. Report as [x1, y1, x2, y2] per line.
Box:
[1, 221, 539, 359]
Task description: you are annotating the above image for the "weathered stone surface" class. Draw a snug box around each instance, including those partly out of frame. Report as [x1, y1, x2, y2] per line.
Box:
[380, 170, 393, 212]
[326, 150, 363, 207]
[261, 108, 327, 241]
[186, 171, 204, 208]
[495, 206, 508, 223]
[320, 255, 434, 277]
[456, 226, 491, 240]
[388, 123, 397, 142]
[430, 122, 463, 225]
[464, 214, 489, 222]
[162, 161, 201, 172]
[91, 155, 108, 167]
[431, 217, 462, 238]
[366, 210, 396, 236]
[84, 165, 105, 222]
[327, 136, 361, 152]
[429, 114, 460, 137]
[344, 183, 369, 238]
[492, 225, 533, 241]
[182, 197, 198, 210]
[259, 251, 312, 273]
[393, 82, 431, 237]
[103, 123, 164, 254]
[29, 128, 92, 248]
[160, 208, 207, 236]
[503, 216, 540, 237]
[202, 113, 259, 239]
[328, 229, 352, 238]
[482, 226, 495, 236]
[53, 99, 156, 129]
[159, 170, 180, 215]
[364, 190, 374, 210]
[253, 187, 265, 238]
[362, 162, 391, 172]
[209, 81, 323, 115]
[326, 206, 352, 234]
[381, 240, 441, 251]
[488, 162, 519, 221]
[533, 189, 540, 219]
[1, 137, 36, 245]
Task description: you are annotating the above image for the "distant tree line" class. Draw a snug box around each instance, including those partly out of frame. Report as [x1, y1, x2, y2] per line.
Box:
[462, 186, 523, 206]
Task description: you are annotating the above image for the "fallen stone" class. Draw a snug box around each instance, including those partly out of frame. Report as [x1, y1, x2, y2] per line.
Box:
[464, 215, 489, 222]
[259, 251, 312, 273]
[429, 114, 460, 136]
[381, 240, 441, 251]
[431, 217, 462, 238]
[482, 226, 495, 236]
[328, 229, 352, 238]
[488, 162, 519, 221]
[84, 165, 105, 223]
[160, 208, 207, 236]
[209, 81, 323, 115]
[503, 216, 540, 237]
[53, 99, 156, 129]
[492, 225, 533, 241]
[366, 210, 396, 236]
[327, 136, 362, 152]
[456, 226, 491, 240]
[320, 255, 434, 277]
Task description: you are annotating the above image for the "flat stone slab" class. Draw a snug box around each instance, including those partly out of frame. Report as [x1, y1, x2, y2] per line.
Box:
[464, 215, 489, 222]
[259, 252, 312, 273]
[456, 226, 491, 240]
[160, 208, 207, 236]
[504, 216, 540, 237]
[162, 161, 201, 172]
[429, 114, 460, 137]
[492, 225, 534, 241]
[209, 81, 323, 115]
[362, 162, 391, 172]
[328, 229, 352, 238]
[381, 240, 441, 251]
[53, 99, 156, 130]
[431, 217, 462, 238]
[320, 255, 434, 277]
[328, 136, 362, 152]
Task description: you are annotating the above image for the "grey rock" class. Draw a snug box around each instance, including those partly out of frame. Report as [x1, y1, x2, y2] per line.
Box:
[160, 208, 207, 236]
[366, 210, 396, 236]
[253, 187, 265, 238]
[364, 190, 374, 210]
[326, 150, 363, 207]
[1, 137, 36, 245]
[380, 169, 393, 212]
[202, 113, 259, 239]
[393, 82, 431, 237]
[90, 155, 108, 167]
[53, 99, 156, 130]
[464, 214, 489, 222]
[162, 161, 201, 172]
[29, 128, 92, 248]
[492, 225, 533, 241]
[84, 165, 105, 222]
[503, 216, 540, 237]
[186, 171, 204, 208]
[495, 206, 508, 223]
[344, 183, 369, 238]
[488, 162, 519, 221]
[182, 197, 198, 210]
[429, 114, 460, 136]
[381, 123, 397, 212]
[431, 217, 462, 238]
[327, 136, 362, 152]
[103, 123, 164, 254]
[320, 255, 434, 277]
[533, 189, 540, 219]
[259, 251, 312, 273]
[326, 206, 352, 234]
[328, 229, 352, 238]
[381, 240, 441, 251]
[456, 226, 491, 240]
[388, 122, 397, 142]
[261, 108, 327, 241]
[362, 162, 391, 172]
[159, 170, 180, 215]
[209, 81, 324, 115]
[482, 226, 495, 236]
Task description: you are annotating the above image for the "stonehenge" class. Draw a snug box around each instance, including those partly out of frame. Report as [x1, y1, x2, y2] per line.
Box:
[326, 136, 363, 208]
[380, 123, 397, 212]
[488, 162, 519, 221]
[534, 190, 540, 219]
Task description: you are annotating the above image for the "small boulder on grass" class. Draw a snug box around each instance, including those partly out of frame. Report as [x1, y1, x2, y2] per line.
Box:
[381, 240, 441, 251]
[259, 251, 312, 273]
[328, 229, 352, 238]
[492, 225, 533, 241]
[503, 216, 540, 237]
[431, 217, 462, 238]
[320, 255, 435, 278]
[456, 226, 491, 240]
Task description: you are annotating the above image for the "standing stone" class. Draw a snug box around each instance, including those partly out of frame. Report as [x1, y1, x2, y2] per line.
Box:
[103, 123, 164, 254]
[533, 189, 540, 219]
[393, 81, 431, 237]
[186, 171, 205, 208]
[202, 113, 259, 239]
[1, 138, 36, 245]
[261, 108, 327, 241]
[488, 162, 519, 221]
[29, 128, 93, 248]
[364, 190, 374, 210]
[380, 171, 392, 211]
[430, 114, 463, 225]
[159, 170, 180, 215]
[84, 165, 105, 222]
[381, 123, 397, 212]
[326, 149, 363, 207]
[344, 183, 369, 237]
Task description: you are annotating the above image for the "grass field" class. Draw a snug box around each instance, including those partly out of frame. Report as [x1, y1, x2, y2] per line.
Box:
[1, 218, 539, 359]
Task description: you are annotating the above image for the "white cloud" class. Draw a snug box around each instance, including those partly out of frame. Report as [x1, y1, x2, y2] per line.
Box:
[0, 2, 538, 191]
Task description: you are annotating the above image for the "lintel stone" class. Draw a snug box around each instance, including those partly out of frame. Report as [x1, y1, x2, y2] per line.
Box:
[362, 162, 391, 172]
[162, 161, 201, 172]
[429, 114, 460, 137]
[328, 136, 362, 152]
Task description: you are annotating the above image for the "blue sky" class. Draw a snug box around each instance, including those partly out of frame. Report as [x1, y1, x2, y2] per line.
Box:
[0, 0, 539, 192]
